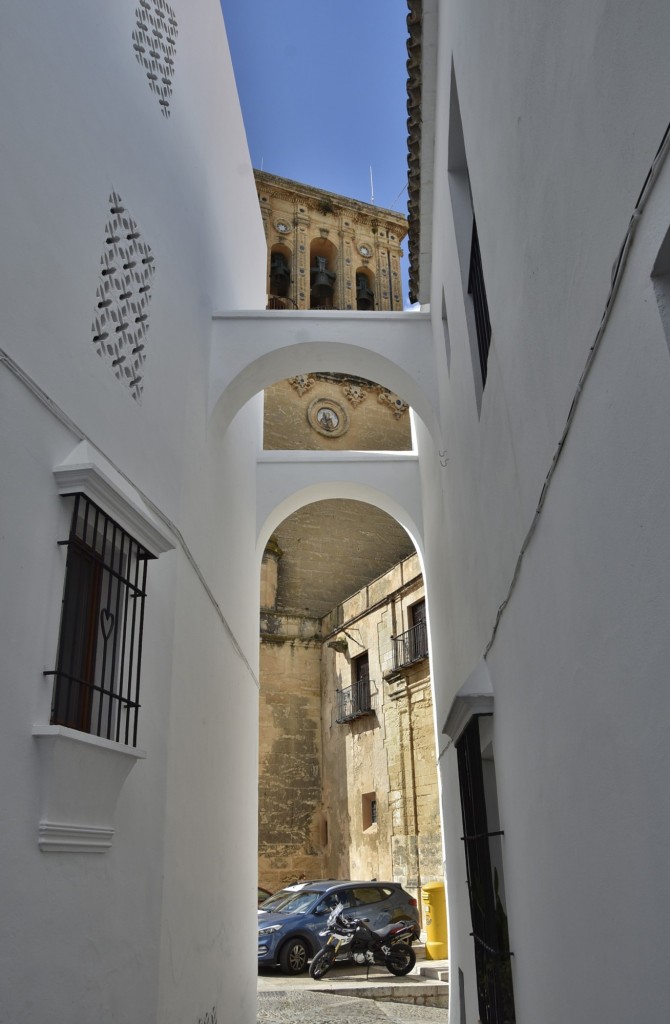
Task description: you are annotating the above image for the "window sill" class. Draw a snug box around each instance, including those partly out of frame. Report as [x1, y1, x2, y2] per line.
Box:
[32, 725, 146, 853]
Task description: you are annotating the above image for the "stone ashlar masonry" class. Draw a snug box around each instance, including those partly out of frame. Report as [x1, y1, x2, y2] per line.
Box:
[263, 373, 412, 452]
[254, 169, 407, 313]
[259, 549, 444, 919]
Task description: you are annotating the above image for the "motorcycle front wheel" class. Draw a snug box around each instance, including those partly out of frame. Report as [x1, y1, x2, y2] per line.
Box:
[385, 943, 416, 976]
[309, 948, 336, 980]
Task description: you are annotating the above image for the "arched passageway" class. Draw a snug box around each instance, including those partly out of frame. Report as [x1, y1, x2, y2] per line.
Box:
[257, 496, 443, 924]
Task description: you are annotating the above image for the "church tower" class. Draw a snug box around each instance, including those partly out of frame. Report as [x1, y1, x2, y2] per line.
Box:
[254, 170, 408, 312]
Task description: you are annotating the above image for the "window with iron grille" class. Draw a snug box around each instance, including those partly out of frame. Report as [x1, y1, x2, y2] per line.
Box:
[448, 67, 493, 403]
[456, 715, 515, 1024]
[362, 791, 377, 830]
[336, 652, 373, 723]
[468, 218, 492, 387]
[45, 493, 153, 747]
[391, 599, 428, 670]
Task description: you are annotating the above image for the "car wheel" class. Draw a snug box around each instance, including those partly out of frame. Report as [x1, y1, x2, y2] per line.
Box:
[279, 937, 310, 974]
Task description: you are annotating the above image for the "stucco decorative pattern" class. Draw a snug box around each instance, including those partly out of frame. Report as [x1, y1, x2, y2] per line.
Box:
[132, 0, 178, 117]
[91, 192, 156, 401]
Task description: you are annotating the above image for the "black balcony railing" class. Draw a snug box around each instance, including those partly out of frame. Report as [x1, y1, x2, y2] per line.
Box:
[336, 678, 373, 723]
[391, 621, 428, 670]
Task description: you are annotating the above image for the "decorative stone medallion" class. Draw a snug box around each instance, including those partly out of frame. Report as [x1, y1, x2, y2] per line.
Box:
[307, 397, 349, 438]
[275, 221, 291, 233]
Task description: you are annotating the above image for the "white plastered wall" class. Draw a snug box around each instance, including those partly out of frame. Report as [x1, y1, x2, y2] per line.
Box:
[421, 1, 670, 1021]
[0, 2, 266, 1022]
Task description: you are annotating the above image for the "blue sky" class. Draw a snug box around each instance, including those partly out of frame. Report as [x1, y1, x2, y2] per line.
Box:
[219, 0, 410, 264]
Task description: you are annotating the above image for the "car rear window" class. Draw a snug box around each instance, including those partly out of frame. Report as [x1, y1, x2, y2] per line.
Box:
[351, 887, 385, 905]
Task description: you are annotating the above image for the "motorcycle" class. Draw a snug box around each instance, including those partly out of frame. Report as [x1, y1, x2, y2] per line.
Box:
[308, 904, 417, 979]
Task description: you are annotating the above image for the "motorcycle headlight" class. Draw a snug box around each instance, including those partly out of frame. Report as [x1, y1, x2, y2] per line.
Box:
[258, 924, 283, 936]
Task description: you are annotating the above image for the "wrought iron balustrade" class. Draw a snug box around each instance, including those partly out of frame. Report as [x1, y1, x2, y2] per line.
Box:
[391, 621, 428, 670]
[336, 678, 374, 723]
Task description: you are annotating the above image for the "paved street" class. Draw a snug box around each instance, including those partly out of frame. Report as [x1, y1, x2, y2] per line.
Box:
[257, 951, 449, 1022]
[258, 990, 448, 1023]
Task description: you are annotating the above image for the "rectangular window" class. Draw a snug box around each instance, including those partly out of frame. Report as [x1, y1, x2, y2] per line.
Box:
[448, 65, 493, 405]
[362, 792, 377, 830]
[456, 716, 515, 1024]
[335, 652, 373, 723]
[392, 599, 428, 669]
[46, 493, 152, 747]
[468, 218, 492, 386]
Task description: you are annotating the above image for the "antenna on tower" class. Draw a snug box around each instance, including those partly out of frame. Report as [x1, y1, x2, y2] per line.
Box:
[370, 166, 375, 205]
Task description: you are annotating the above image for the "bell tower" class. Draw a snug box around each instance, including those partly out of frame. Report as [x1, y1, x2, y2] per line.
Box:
[254, 170, 408, 311]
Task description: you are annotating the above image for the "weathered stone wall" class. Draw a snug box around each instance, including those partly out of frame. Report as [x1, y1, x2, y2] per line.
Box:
[258, 635, 327, 892]
[258, 550, 443, 911]
[320, 556, 443, 924]
[264, 375, 412, 451]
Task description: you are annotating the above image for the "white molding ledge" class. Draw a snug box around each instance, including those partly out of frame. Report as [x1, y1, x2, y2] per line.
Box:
[32, 726, 146, 854]
[38, 822, 115, 854]
[442, 659, 494, 746]
[53, 440, 174, 556]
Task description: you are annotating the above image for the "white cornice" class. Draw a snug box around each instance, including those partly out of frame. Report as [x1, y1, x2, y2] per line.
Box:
[53, 441, 175, 556]
[442, 659, 494, 746]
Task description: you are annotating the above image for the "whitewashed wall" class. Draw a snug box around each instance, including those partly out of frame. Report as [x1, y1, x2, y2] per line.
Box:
[0, 2, 266, 1022]
[419, 1, 670, 1021]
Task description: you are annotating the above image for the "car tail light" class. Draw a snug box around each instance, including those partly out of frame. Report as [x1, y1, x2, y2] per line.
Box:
[408, 898, 418, 907]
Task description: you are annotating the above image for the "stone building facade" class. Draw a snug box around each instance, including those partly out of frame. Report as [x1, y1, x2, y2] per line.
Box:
[259, 546, 443, 922]
[256, 172, 413, 452]
[255, 170, 407, 313]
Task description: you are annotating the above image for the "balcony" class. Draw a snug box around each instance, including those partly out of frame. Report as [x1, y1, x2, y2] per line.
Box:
[336, 679, 374, 723]
[391, 621, 428, 671]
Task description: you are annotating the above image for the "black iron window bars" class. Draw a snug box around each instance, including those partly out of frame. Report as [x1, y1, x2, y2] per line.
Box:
[468, 218, 492, 387]
[45, 493, 153, 747]
[391, 620, 429, 670]
[456, 716, 516, 1024]
[336, 678, 373, 723]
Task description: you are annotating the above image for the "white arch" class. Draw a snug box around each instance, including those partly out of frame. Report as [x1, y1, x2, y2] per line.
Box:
[256, 477, 425, 571]
[208, 310, 440, 440]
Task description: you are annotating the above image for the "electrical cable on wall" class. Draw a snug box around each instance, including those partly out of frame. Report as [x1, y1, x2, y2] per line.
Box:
[483, 118, 670, 661]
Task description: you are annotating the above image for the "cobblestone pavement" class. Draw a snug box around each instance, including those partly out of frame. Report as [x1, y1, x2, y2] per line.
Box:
[257, 991, 448, 1023]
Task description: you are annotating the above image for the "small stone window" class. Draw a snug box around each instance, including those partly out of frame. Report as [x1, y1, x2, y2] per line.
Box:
[362, 792, 378, 830]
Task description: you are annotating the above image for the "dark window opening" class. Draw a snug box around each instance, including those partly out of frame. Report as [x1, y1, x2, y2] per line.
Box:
[336, 652, 373, 722]
[362, 793, 378, 830]
[269, 249, 291, 298]
[356, 270, 375, 310]
[46, 493, 152, 747]
[392, 599, 428, 669]
[456, 716, 515, 1024]
[468, 219, 492, 387]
